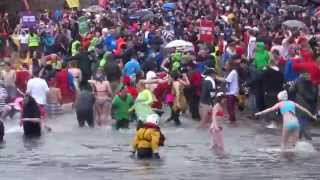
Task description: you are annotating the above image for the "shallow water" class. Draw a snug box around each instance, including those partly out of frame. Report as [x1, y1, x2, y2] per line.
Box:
[1, 109, 320, 180]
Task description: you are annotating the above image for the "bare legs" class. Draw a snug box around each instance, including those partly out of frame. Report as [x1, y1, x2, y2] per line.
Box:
[281, 128, 299, 151]
[95, 101, 110, 126]
[199, 103, 211, 128]
[210, 129, 224, 151]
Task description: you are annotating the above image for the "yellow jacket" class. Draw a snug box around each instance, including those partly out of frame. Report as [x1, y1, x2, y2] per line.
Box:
[28, 34, 40, 47]
[132, 127, 160, 153]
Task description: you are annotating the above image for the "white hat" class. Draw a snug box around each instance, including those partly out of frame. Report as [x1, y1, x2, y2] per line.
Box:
[102, 28, 109, 34]
[146, 114, 159, 125]
[146, 71, 157, 80]
[277, 90, 288, 101]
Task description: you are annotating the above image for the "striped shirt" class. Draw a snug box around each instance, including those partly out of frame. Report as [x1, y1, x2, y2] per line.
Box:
[0, 87, 8, 109]
[161, 30, 175, 43]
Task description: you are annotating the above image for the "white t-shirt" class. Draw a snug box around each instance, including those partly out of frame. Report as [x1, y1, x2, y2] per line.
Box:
[19, 34, 29, 44]
[26, 78, 49, 105]
[247, 36, 256, 60]
[225, 69, 239, 95]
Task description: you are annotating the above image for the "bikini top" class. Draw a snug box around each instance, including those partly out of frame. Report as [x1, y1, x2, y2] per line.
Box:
[216, 110, 224, 117]
[279, 101, 295, 114]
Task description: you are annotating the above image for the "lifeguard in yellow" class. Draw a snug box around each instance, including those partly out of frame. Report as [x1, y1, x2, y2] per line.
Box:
[131, 114, 164, 159]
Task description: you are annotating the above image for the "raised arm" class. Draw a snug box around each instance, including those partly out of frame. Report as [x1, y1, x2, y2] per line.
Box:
[294, 102, 317, 120]
[255, 103, 280, 116]
[179, 73, 190, 86]
[160, 57, 169, 72]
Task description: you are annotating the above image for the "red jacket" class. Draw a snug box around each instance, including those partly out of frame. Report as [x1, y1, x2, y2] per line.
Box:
[293, 62, 320, 84]
[190, 71, 202, 96]
[300, 49, 315, 62]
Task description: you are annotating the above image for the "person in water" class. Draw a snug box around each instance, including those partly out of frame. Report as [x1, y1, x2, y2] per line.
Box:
[255, 90, 316, 151]
[46, 80, 62, 118]
[75, 85, 95, 128]
[133, 81, 155, 129]
[131, 114, 165, 159]
[88, 68, 113, 126]
[20, 95, 42, 138]
[209, 92, 225, 151]
[111, 84, 134, 130]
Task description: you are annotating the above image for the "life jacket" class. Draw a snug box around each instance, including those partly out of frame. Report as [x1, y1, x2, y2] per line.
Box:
[71, 40, 80, 56]
[142, 123, 166, 146]
[28, 34, 40, 47]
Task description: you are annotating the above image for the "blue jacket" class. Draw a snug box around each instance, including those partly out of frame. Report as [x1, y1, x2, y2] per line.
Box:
[123, 59, 141, 76]
[284, 59, 299, 82]
[104, 35, 117, 51]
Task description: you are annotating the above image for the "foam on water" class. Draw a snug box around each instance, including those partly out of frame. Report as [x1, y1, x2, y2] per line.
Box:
[257, 141, 316, 154]
[295, 141, 316, 153]
[5, 126, 23, 133]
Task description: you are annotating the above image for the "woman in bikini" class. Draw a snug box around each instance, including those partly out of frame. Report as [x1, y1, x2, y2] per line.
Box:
[88, 68, 113, 126]
[255, 90, 316, 151]
[209, 92, 225, 151]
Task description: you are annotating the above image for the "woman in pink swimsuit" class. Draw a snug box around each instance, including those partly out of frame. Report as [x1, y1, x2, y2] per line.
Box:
[88, 69, 113, 126]
[209, 92, 225, 151]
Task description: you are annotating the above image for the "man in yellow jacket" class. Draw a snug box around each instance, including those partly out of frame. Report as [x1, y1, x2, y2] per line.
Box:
[131, 114, 163, 159]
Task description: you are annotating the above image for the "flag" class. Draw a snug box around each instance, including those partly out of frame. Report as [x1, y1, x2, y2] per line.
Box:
[199, 20, 213, 44]
[66, 0, 80, 8]
[78, 16, 89, 35]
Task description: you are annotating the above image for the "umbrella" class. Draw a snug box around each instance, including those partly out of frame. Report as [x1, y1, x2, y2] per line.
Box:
[285, 5, 304, 12]
[129, 9, 155, 21]
[162, 3, 176, 11]
[282, 20, 307, 29]
[83, 5, 106, 13]
[165, 40, 193, 49]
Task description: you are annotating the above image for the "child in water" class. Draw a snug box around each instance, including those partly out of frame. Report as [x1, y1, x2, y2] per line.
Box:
[209, 92, 225, 151]
[46, 80, 62, 118]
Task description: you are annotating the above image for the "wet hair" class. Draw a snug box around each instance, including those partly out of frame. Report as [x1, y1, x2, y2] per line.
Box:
[22, 95, 41, 119]
[80, 84, 92, 91]
[32, 70, 39, 77]
[215, 95, 225, 103]
[272, 49, 280, 56]
[171, 71, 181, 80]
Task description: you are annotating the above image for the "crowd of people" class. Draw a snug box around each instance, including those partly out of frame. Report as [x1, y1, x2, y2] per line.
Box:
[0, 0, 319, 158]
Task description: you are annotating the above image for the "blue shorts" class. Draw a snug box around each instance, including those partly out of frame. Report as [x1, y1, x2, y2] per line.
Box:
[285, 120, 300, 131]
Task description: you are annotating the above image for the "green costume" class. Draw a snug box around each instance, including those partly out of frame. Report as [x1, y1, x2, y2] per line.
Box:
[112, 94, 134, 121]
[134, 89, 155, 122]
[253, 42, 270, 71]
[71, 40, 81, 56]
[171, 51, 182, 71]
